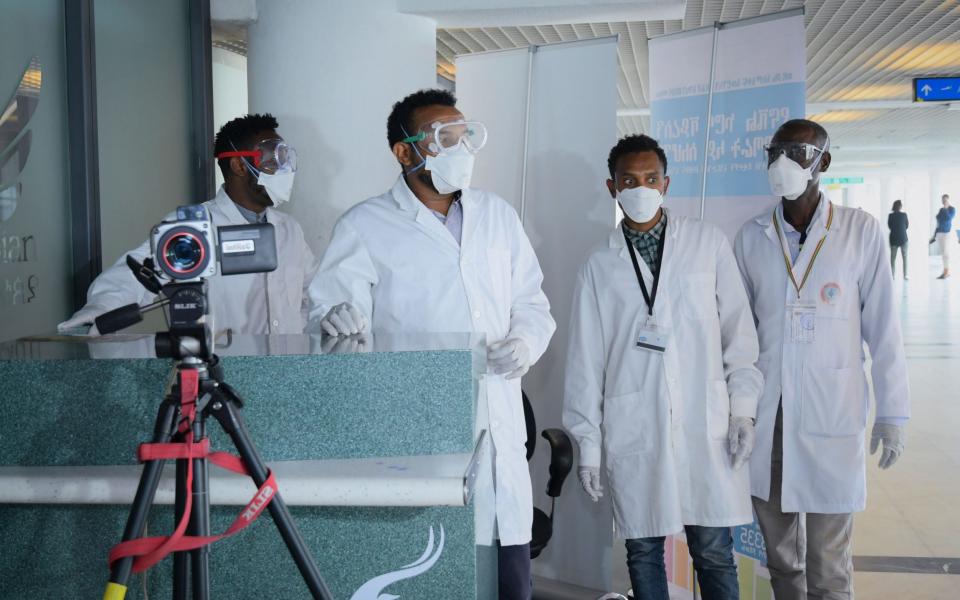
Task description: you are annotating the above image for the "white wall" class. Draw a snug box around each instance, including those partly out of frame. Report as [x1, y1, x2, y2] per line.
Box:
[246, 0, 437, 256]
[212, 46, 248, 189]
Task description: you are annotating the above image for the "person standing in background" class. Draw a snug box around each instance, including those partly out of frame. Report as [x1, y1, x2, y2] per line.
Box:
[931, 194, 955, 279]
[58, 114, 317, 336]
[888, 200, 908, 280]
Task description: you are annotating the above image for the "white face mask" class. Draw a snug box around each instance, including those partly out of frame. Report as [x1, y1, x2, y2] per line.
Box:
[257, 168, 295, 206]
[424, 145, 475, 194]
[767, 154, 821, 201]
[618, 186, 663, 223]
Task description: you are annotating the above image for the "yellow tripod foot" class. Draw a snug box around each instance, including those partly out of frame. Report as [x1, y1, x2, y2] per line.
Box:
[102, 582, 127, 600]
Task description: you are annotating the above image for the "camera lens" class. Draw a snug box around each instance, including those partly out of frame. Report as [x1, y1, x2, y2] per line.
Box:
[158, 228, 208, 279]
[166, 234, 202, 271]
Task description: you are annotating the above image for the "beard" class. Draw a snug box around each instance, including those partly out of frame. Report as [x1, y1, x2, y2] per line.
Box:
[246, 174, 273, 207]
[416, 170, 439, 195]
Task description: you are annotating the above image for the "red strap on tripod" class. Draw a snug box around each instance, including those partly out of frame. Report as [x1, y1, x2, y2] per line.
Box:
[108, 368, 278, 574]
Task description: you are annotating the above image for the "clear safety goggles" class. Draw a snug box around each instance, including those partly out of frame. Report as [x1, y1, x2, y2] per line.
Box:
[402, 119, 487, 155]
[216, 138, 298, 173]
[764, 141, 827, 166]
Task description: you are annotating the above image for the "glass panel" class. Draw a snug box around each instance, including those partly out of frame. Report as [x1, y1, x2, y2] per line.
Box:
[95, 0, 193, 268]
[0, 1, 72, 342]
[93, 0, 194, 332]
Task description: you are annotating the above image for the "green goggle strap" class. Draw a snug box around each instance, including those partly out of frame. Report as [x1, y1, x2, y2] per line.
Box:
[401, 132, 426, 144]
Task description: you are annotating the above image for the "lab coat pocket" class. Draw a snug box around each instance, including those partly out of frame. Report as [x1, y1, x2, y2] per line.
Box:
[707, 379, 731, 440]
[602, 392, 654, 456]
[801, 365, 867, 437]
[680, 273, 717, 321]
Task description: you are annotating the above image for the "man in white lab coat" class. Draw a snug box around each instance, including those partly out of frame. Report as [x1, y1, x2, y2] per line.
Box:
[563, 134, 763, 600]
[307, 89, 556, 600]
[734, 119, 910, 599]
[59, 114, 317, 336]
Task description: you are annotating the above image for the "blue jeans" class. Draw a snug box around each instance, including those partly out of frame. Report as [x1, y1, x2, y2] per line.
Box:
[625, 525, 739, 600]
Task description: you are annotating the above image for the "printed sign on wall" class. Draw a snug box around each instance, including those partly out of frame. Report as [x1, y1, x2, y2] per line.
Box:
[649, 11, 806, 239]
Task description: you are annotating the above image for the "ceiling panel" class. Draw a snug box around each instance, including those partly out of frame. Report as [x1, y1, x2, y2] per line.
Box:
[437, 0, 960, 167]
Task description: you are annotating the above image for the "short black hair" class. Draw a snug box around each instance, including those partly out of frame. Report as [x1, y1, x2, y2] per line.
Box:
[386, 89, 457, 148]
[775, 119, 829, 148]
[214, 113, 279, 177]
[607, 134, 668, 179]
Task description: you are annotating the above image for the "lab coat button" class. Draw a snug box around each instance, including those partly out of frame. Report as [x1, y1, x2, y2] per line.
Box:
[473, 311, 481, 319]
[272, 320, 279, 327]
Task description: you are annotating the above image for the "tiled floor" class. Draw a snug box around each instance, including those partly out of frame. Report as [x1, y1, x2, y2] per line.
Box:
[853, 257, 960, 598]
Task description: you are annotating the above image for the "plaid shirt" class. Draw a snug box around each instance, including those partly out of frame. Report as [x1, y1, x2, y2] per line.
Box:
[622, 213, 667, 275]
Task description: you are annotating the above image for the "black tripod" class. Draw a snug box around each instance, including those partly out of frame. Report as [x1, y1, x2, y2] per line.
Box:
[103, 353, 334, 600]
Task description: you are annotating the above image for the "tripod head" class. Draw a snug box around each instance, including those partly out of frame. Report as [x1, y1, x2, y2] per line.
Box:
[94, 256, 215, 361]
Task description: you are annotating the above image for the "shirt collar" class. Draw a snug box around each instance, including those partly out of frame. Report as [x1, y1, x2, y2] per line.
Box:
[234, 201, 267, 224]
[776, 192, 826, 234]
[430, 198, 461, 223]
[390, 175, 466, 214]
[215, 185, 271, 226]
[622, 210, 667, 242]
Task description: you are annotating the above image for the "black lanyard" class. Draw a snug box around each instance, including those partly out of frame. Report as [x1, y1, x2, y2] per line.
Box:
[624, 227, 666, 317]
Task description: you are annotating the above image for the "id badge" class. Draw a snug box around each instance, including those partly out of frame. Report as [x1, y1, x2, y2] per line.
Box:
[636, 319, 670, 353]
[788, 302, 817, 343]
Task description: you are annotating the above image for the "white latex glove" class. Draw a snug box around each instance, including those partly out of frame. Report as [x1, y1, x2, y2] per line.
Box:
[870, 422, 905, 469]
[320, 333, 370, 355]
[578, 466, 603, 502]
[487, 338, 530, 380]
[57, 305, 106, 336]
[728, 416, 755, 470]
[319, 302, 368, 337]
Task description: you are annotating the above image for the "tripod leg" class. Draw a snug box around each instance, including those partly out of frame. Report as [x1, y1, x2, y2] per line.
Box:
[208, 394, 334, 600]
[173, 455, 188, 600]
[105, 396, 179, 599]
[189, 418, 211, 600]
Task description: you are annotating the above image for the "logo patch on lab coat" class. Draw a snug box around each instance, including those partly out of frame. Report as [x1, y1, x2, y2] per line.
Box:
[820, 282, 841, 305]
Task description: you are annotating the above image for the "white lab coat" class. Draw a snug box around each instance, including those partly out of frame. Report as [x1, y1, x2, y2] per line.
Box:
[307, 177, 556, 546]
[734, 196, 910, 514]
[563, 212, 762, 539]
[64, 186, 317, 336]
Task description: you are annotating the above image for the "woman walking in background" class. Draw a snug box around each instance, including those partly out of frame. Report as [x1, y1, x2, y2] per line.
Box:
[932, 194, 955, 279]
[888, 200, 909, 280]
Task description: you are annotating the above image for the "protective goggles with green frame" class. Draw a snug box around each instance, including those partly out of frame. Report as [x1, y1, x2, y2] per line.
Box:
[402, 119, 488, 155]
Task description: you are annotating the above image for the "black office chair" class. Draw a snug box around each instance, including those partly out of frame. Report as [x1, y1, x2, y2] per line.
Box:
[522, 391, 574, 559]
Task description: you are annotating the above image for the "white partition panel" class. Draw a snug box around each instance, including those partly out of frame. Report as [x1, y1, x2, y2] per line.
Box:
[650, 10, 806, 240]
[457, 36, 619, 592]
[456, 48, 529, 214]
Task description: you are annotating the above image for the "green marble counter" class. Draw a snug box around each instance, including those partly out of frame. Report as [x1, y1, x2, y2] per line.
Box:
[0, 333, 496, 599]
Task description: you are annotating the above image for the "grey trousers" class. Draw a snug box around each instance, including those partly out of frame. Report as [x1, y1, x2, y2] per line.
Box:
[752, 405, 855, 599]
